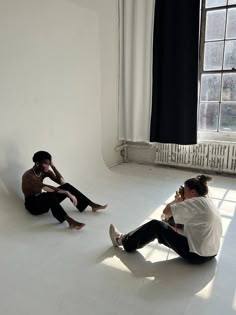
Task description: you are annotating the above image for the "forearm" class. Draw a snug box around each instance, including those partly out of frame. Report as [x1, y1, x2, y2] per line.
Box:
[42, 185, 69, 195]
[51, 166, 65, 184]
[163, 203, 173, 218]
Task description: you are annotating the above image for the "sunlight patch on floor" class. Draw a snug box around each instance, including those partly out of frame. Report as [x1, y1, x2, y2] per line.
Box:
[195, 279, 214, 300]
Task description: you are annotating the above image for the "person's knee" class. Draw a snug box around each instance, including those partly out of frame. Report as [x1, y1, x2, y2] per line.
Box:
[149, 219, 162, 231]
[60, 183, 71, 190]
[149, 219, 159, 225]
[150, 219, 168, 230]
[147, 219, 168, 244]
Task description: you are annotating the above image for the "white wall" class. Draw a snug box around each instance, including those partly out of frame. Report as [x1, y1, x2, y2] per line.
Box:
[0, 0, 121, 198]
[81, 0, 122, 168]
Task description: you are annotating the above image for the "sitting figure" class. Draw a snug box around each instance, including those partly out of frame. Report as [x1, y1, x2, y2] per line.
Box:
[109, 175, 222, 264]
[22, 151, 107, 230]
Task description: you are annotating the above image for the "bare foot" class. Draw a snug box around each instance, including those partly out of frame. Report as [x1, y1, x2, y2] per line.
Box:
[69, 221, 86, 230]
[66, 216, 85, 230]
[92, 204, 108, 212]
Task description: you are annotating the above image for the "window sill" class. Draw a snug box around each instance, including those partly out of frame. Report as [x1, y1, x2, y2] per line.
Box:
[198, 131, 236, 143]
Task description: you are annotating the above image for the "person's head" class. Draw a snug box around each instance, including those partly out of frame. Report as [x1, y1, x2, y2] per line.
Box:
[32, 151, 51, 172]
[183, 175, 212, 200]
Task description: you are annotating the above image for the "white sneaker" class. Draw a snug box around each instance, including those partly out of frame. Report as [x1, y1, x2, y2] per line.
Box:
[109, 224, 123, 247]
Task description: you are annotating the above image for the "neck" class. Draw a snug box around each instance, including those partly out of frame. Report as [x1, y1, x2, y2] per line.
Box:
[33, 166, 41, 177]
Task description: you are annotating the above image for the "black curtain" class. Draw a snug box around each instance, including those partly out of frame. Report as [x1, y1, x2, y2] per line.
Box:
[150, 0, 200, 144]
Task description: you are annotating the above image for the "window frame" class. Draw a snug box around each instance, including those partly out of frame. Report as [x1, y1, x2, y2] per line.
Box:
[198, 0, 236, 142]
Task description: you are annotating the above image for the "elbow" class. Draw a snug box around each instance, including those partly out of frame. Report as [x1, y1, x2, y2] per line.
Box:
[60, 178, 66, 185]
[163, 204, 172, 217]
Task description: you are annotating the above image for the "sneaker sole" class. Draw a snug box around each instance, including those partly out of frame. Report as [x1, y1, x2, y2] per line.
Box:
[109, 224, 119, 247]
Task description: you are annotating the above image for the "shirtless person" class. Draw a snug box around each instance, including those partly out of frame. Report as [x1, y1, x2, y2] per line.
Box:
[22, 151, 107, 230]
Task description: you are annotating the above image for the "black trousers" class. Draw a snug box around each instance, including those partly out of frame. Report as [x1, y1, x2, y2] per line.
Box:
[122, 220, 216, 264]
[24, 183, 91, 223]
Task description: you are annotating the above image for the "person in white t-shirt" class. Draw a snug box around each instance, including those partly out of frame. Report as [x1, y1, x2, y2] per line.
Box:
[109, 175, 222, 264]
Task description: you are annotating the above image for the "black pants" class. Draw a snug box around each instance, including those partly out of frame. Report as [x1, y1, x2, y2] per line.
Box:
[122, 220, 216, 264]
[24, 183, 91, 223]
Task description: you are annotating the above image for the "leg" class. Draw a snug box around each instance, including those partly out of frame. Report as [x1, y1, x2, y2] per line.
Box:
[111, 220, 215, 264]
[122, 220, 190, 258]
[25, 193, 85, 230]
[59, 183, 107, 212]
[44, 193, 85, 229]
[25, 195, 50, 215]
[90, 203, 107, 212]
[41, 193, 68, 222]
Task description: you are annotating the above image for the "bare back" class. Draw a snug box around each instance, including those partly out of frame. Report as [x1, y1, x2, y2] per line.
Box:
[22, 169, 46, 198]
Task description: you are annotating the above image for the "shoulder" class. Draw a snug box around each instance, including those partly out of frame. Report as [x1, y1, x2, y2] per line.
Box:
[174, 197, 207, 211]
[22, 169, 33, 179]
[185, 196, 207, 204]
[193, 196, 213, 206]
[185, 197, 216, 211]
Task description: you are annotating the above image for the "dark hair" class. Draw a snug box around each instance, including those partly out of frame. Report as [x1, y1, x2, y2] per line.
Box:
[33, 151, 51, 163]
[184, 175, 212, 197]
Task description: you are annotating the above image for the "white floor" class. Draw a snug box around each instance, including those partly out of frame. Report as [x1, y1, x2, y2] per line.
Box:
[0, 163, 236, 315]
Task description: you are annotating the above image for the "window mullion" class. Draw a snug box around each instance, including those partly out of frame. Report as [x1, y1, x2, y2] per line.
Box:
[218, 6, 229, 131]
[199, 1, 236, 137]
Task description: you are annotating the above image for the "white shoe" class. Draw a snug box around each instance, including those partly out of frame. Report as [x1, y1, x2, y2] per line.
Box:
[109, 224, 123, 247]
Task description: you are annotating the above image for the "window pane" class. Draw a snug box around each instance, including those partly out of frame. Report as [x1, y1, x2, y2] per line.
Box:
[206, 0, 227, 8]
[204, 41, 224, 70]
[222, 73, 236, 101]
[224, 40, 236, 69]
[220, 103, 236, 131]
[199, 103, 219, 130]
[200, 74, 221, 101]
[206, 10, 226, 41]
[228, 0, 236, 5]
[226, 8, 236, 39]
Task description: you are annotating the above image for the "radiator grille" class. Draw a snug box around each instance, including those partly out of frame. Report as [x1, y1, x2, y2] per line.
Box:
[155, 142, 236, 174]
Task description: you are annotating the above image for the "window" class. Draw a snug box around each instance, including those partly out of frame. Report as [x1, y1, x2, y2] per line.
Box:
[198, 0, 236, 140]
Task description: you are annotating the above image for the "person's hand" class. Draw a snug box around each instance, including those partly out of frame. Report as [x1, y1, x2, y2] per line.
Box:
[174, 191, 182, 202]
[50, 159, 55, 168]
[68, 193, 78, 206]
[161, 213, 167, 222]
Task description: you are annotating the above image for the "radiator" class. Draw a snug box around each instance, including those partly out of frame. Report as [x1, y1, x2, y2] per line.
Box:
[155, 142, 236, 174]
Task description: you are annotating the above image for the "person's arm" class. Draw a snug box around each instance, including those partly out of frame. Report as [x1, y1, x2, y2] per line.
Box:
[162, 191, 182, 216]
[169, 198, 198, 225]
[42, 184, 64, 193]
[163, 203, 172, 218]
[47, 160, 66, 185]
[42, 184, 77, 206]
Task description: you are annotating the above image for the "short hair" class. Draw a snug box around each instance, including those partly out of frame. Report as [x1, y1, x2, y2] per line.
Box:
[184, 175, 212, 197]
[33, 151, 51, 163]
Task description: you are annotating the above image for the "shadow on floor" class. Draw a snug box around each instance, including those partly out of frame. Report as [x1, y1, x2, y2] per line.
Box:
[97, 246, 216, 301]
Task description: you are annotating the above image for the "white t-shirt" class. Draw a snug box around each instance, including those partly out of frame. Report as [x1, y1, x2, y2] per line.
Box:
[170, 197, 222, 256]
